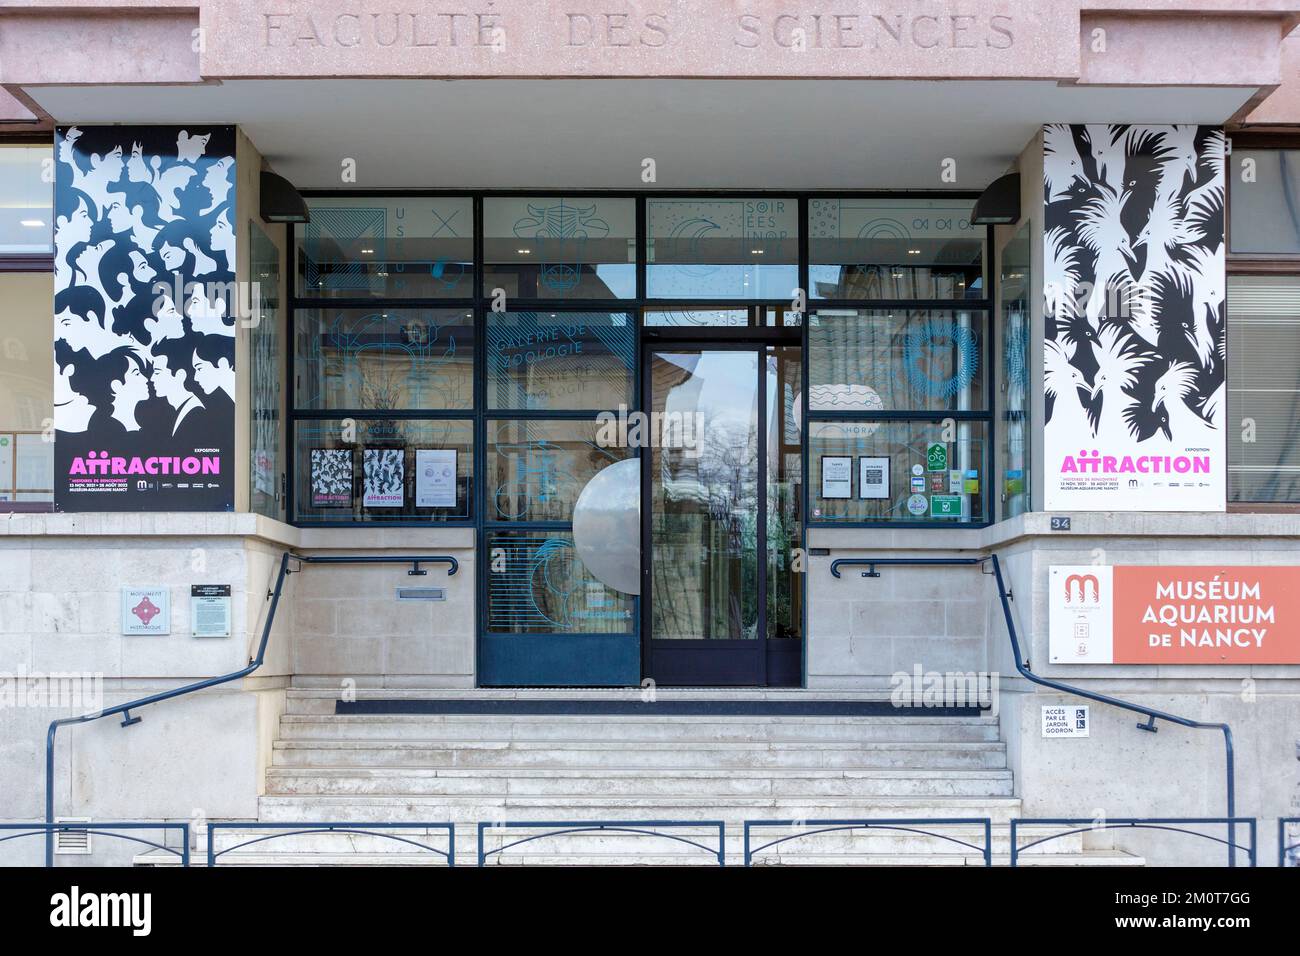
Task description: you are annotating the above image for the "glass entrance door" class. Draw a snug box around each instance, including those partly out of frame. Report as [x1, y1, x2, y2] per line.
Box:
[644, 345, 803, 686]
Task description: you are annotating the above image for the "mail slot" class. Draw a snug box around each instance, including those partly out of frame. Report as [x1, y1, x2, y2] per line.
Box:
[395, 587, 447, 602]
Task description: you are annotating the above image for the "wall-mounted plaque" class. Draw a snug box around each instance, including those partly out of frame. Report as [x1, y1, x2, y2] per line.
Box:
[121, 587, 170, 636]
[190, 584, 232, 638]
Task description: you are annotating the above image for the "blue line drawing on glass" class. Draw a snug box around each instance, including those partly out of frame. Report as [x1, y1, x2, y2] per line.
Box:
[302, 207, 387, 293]
[492, 423, 618, 520]
[513, 200, 610, 293]
[895, 319, 979, 400]
[429, 256, 468, 291]
[647, 199, 797, 298]
[300, 310, 467, 409]
[667, 217, 721, 279]
[489, 536, 628, 630]
[486, 312, 633, 409]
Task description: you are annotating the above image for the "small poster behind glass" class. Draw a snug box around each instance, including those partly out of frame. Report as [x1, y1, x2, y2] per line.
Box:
[858, 456, 890, 499]
[309, 449, 353, 508]
[362, 448, 405, 508]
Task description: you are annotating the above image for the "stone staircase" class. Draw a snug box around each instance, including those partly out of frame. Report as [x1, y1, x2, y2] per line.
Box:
[137, 688, 1143, 866]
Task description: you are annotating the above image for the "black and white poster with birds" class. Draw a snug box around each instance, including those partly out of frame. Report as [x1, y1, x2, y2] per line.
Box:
[1043, 124, 1225, 512]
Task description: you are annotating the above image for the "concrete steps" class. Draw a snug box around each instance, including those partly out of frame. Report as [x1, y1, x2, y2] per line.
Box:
[272, 739, 1009, 770]
[276, 714, 1002, 744]
[136, 691, 1143, 867]
[263, 766, 1015, 798]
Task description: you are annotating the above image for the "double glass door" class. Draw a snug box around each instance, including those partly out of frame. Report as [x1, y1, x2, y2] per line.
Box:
[644, 343, 803, 686]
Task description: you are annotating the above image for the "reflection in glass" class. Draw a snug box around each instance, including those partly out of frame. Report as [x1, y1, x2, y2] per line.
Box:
[296, 196, 473, 299]
[0, 145, 53, 254]
[999, 223, 1031, 518]
[808, 309, 986, 414]
[809, 420, 987, 523]
[809, 198, 984, 299]
[767, 347, 803, 640]
[1229, 151, 1300, 254]
[483, 197, 635, 299]
[295, 308, 474, 410]
[486, 311, 634, 410]
[651, 350, 759, 640]
[647, 197, 798, 299]
[485, 531, 634, 634]
[1227, 275, 1300, 501]
[488, 418, 629, 523]
[293, 418, 473, 523]
[249, 222, 282, 519]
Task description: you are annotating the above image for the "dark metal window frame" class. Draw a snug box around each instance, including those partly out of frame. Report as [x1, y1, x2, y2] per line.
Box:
[288, 188, 993, 531]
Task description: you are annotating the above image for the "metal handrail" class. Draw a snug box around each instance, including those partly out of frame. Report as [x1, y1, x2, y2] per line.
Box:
[43, 550, 459, 866]
[1011, 817, 1256, 867]
[743, 817, 992, 866]
[206, 821, 454, 867]
[1, 822, 190, 866]
[1281, 817, 1300, 867]
[830, 553, 1239, 866]
[477, 820, 726, 866]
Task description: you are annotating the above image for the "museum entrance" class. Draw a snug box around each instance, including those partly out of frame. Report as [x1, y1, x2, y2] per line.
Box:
[642, 317, 804, 686]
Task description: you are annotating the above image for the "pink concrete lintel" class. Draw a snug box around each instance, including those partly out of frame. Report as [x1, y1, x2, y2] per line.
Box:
[0, 9, 200, 85]
[1079, 13, 1286, 87]
[1244, 26, 1300, 123]
[196, 0, 1080, 80]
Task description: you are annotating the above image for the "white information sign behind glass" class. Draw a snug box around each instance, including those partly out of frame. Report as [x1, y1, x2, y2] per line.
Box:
[821, 455, 852, 499]
[416, 449, 457, 508]
[858, 456, 889, 499]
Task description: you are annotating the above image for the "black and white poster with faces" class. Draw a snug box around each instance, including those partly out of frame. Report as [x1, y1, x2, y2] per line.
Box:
[53, 125, 237, 512]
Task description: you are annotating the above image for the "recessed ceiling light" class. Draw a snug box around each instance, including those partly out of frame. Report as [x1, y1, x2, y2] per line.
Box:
[750, 248, 764, 255]
[517, 248, 531, 254]
[360, 248, 374, 254]
[20, 219, 45, 228]
[907, 249, 921, 255]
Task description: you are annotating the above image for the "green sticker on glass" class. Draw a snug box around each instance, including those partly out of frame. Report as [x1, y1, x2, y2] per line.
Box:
[926, 442, 948, 472]
[930, 494, 962, 518]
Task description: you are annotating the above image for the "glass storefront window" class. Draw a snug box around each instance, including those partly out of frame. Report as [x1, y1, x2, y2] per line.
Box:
[292, 418, 473, 523]
[998, 223, 1031, 518]
[487, 418, 629, 523]
[809, 197, 984, 300]
[295, 307, 474, 411]
[807, 309, 987, 414]
[0, 144, 53, 255]
[485, 530, 634, 634]
[483, 196, 635, 299]
[486, 311, 634, 410]
[643, 306, 801, 327]
[809, 420, 988, 524]
[1227, 275, 1300, 501]
[296, 196, 473, 299]
[249, 223, 283, 519]
[0, 272, 55, 507]
[1229, 150, 1300, 255]
[646, 197, 798, 299]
